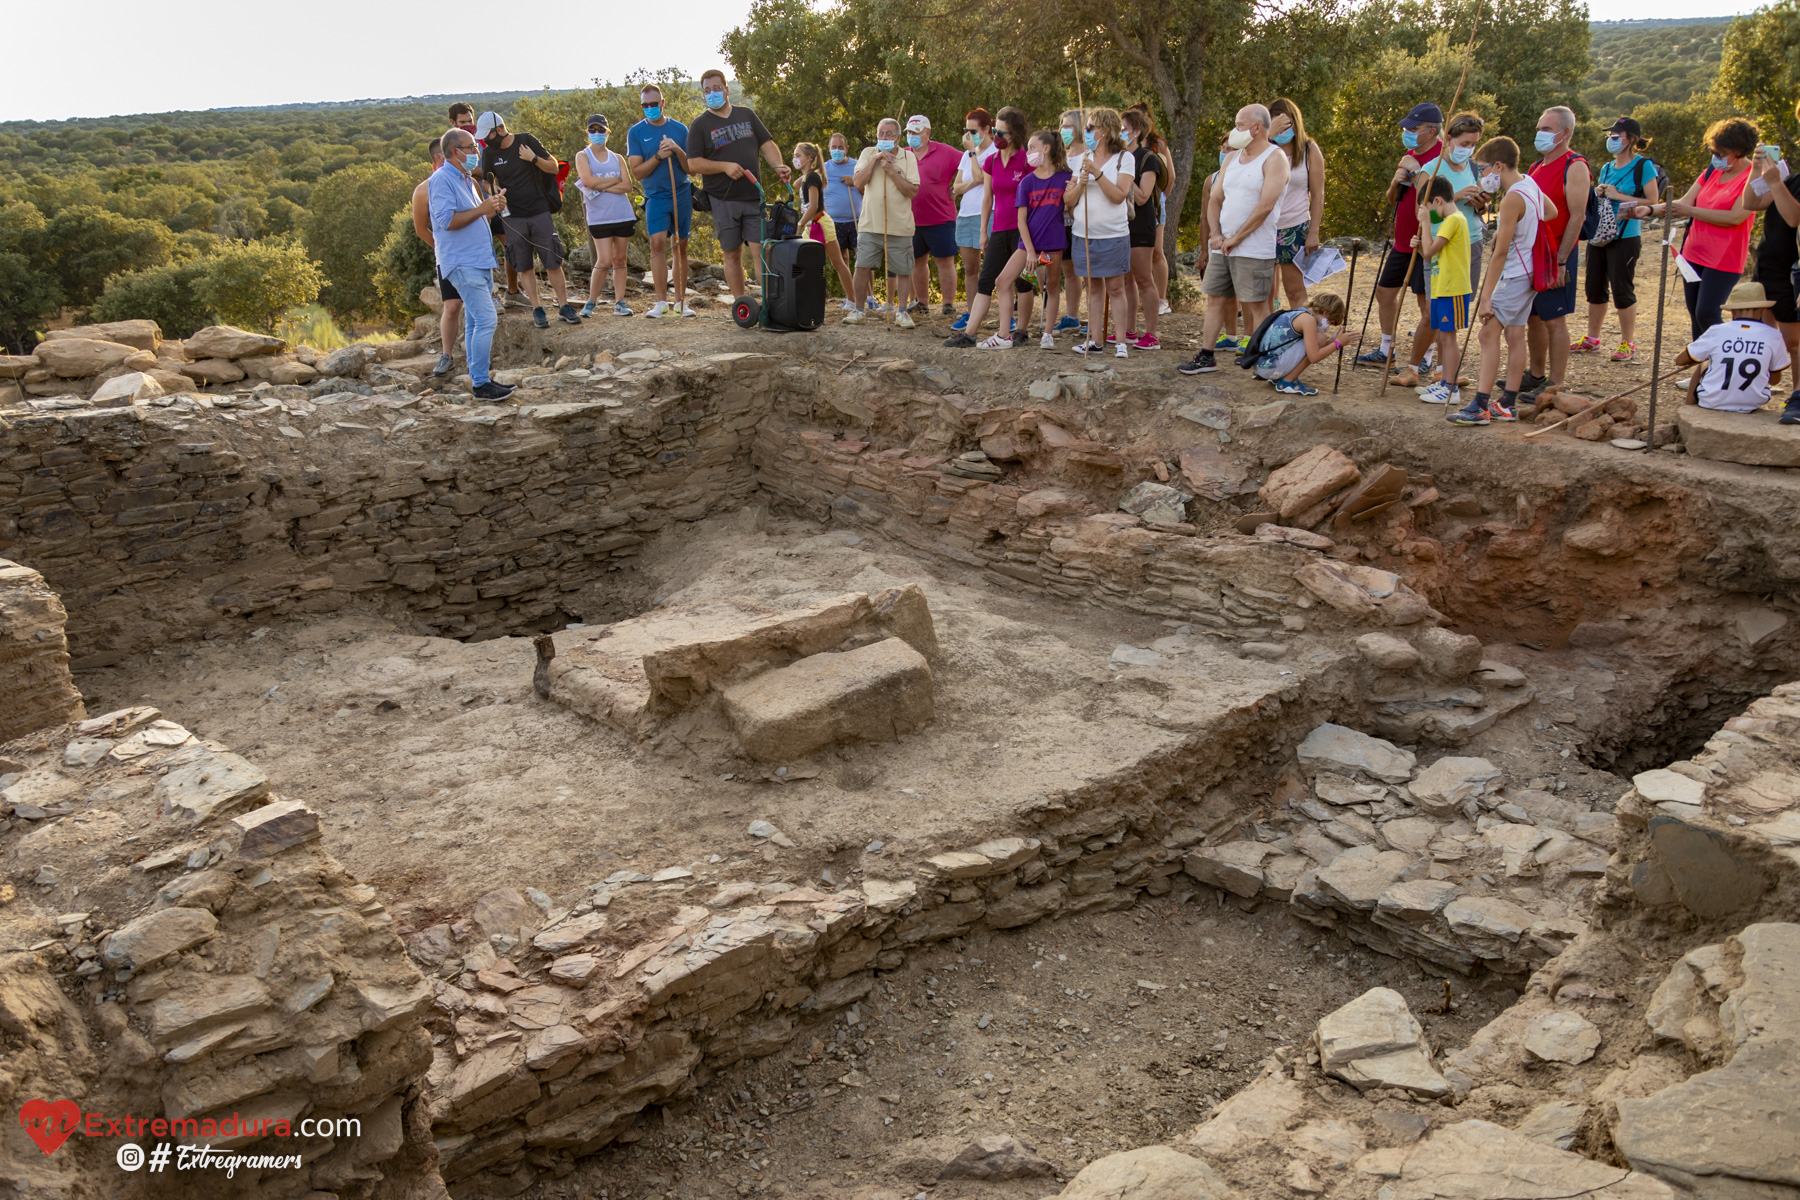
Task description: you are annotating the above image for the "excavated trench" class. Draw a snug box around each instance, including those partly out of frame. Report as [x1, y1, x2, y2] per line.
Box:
[4, 332, 1800, 1200]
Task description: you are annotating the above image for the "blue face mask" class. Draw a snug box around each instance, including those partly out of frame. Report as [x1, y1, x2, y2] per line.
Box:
[907, 134, 922, 149]
[830, 148, 845, 163]
[643, 105, 662, 121]
[876, 138, 895, 152]
[1606, 134, 1625, 154]
[1084, 130, 1097, 151]
[1401, 129, 1420, 150]
[1534, 130, 1558, 153]
[704, 90, 726, 110]
[1448, 145, 1473, 164]
[463, 152, 480, 170]
[1712, 153, 1729, 170]
[1220, 152, 1229, 169]
[1272, 129, 1294, 146]
[587, 132, 605, 145]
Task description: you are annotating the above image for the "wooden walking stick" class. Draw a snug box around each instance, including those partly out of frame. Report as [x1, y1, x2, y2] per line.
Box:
[668, 154, 687, 315]
[1378, 1, 1484, 398]
[1334, 239, 1362, 393]
[1523, 375, 1658, 438]
[1075, 61, 1096, 349]
[1646, 201, 1683, 450]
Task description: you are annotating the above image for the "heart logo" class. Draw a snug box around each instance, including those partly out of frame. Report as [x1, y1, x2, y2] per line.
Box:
[19, 1099, 80, 1155]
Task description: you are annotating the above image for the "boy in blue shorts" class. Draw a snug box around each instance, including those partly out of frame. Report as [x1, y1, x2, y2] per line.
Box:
[1413, 176, 1478, 418]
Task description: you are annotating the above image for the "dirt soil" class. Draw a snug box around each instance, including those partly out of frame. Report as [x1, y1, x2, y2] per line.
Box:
[553, 891, 1503, 1200]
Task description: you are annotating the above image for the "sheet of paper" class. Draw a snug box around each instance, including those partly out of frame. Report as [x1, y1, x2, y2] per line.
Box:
[1300, 247, 1347, 287]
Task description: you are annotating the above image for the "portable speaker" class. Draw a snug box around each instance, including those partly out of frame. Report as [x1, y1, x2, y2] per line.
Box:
[762, 238, 827, 331]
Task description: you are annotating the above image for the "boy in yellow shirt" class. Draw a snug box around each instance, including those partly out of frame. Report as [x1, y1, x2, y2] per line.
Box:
[1412, 176, 1481, 420]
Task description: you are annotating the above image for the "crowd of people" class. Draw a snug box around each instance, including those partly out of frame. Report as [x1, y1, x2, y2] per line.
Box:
[417, 81, 1800, 425]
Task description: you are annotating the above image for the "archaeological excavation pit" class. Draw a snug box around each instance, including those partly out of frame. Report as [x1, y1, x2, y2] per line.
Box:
[3, 321, 1800, 1200]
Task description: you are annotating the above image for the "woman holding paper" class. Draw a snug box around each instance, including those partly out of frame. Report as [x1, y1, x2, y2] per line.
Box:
[1628, 118, 1760, 338]
[1269, 98, 1326, 308]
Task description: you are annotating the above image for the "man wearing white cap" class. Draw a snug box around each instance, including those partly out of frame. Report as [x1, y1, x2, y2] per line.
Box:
[904, 115, 963, 316]
[475, 111, 580, 328]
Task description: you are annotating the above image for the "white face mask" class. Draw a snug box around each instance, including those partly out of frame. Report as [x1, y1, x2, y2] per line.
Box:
[1226, 128, 1253, 151]
[1479, 171, 1502, 194]
[792, 156, 804, 170]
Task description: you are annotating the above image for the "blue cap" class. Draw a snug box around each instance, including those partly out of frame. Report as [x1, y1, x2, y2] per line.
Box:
[1401, 103, 1444, 130]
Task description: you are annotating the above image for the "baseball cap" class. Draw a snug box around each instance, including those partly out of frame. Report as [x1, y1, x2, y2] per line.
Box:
[905, 115, 930, 134]
[1400, 102, 1444, 130]
[1606, 116, 1642, 139]
[474, 111, 504, 140]
[586, 114, 608, 131]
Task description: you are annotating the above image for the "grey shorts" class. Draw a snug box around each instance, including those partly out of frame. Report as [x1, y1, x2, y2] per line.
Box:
[1203, 253, 1275, 303]
[712, 197, 763, 251]
[1491, 270, 1535, 327]
[856, 231, 914, 276]
[956, 213, 985, 249]
[502, 212, 563, 271]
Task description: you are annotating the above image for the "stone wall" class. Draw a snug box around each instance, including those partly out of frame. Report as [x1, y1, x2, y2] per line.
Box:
[0, 355, 776, 667]
[0, 557, 84, 742]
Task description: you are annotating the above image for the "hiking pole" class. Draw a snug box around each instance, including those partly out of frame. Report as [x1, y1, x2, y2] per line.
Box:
[883, 99, 905, 327]
[1645, 201, 1682, 450]
[1075, 62, 1094, 348]
[1353, 209, 1392, 369]
[1333, 239, 1362, 393]
[1377, 0, 1484, 398]
[669, 153, 687, 315]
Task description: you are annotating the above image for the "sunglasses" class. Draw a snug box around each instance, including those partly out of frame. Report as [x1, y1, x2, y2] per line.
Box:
[641, 102, 661, 109]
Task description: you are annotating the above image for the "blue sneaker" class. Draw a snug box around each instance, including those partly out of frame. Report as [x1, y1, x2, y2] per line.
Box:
[1054, 315, 1081, 333]
[1353, 346, 1390, 367]
[1447, 399, 1490, 426]
[1273, 378, 1318, 396]
[951, 312, 970, 332]
[1215, 333, 1247, 352]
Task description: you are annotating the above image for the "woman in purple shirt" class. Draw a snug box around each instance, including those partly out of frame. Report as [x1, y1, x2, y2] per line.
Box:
[946, 129, 1071, 349]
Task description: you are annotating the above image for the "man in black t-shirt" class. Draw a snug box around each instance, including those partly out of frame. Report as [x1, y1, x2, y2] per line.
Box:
[686, 69, 790, 298]
[475, 111, 581, 328]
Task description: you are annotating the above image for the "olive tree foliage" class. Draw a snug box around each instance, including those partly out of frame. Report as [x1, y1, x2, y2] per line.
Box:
[1716, 0, 1800, 149]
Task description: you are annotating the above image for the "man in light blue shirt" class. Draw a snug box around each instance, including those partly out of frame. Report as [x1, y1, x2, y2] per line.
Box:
[431, 128, 512, 400]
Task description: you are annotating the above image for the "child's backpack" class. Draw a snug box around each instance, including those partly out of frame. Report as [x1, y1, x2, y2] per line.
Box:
[1236, 309, 1305, 369]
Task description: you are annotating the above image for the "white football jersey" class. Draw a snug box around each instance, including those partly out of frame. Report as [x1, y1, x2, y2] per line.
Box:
[1687, 319, 1791, 413]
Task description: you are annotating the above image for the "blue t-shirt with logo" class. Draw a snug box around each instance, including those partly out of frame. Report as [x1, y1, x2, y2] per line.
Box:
[628, 119, 690, 200]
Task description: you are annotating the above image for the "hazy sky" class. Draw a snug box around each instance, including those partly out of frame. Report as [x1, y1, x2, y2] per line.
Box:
[0, 0, 1761, 123]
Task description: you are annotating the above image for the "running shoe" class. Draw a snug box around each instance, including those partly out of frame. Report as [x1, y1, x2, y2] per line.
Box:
[895, 310, 916, 329]
[558, 304, 582, 324]
[472, 381, 516, 401]
[1518, 371, 1551, 398]
[843, 310, 866, 325]
[1572, 336, 1602, 353]
[1611, 341, 1635, 362]
[943, 333, 976, 347]
[1054, 315, 1081, 332]
[977, 333, 1009, 349]
[1418, 381, 1452, 404]
[646, 301, 671, 319]
[1352, 346, 1390, 366]
[674, 302, 698, 317]
[432, 353, 453, 377]
[1177, 349, 1218, 375]
[504, 291, 530, 309]
[1115, 340, 1129, 358]
[613, 301, 633, 317]
[579, 300, 597, 319]
[905, 300, 928, 314]
[1447, 399, 1490, 425]
[1490, 398, 1517, 422]
[941, 303, 956, 316]
[838, 300, 857, 312]
[865, 297, 882, 312]
[951, 312, 971, 332]
[1012, 330, 1029, 348]
[1782, 393, 1800, 425]
[532, 307, 550, 329]
[1072, 340, 1103, 355]
[1215, 333, 1247, 352]
[1158, 299, 1172, 315]
[1273, 378, 1317, 395]
[1039, 332, 1055, 349]
[1132, 334, 1161, 351]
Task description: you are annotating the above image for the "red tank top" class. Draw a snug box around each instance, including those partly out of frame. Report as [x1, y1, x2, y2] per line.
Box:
[1528, 150, 1579, 245]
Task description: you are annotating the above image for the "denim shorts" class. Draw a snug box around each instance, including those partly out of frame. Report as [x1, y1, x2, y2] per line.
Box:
[956, 213, 985, 250]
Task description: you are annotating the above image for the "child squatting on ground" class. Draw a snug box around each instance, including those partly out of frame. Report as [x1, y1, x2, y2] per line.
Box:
[1249, 293, 1356, 396]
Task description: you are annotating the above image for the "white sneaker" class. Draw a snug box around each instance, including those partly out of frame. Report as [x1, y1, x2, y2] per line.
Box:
[838, 300, 856, 312]
[646, 301, 670, 319]
[843, 309, 866, 325]
[675, 302, 698, 317]
[1418, 381, 1452, 405]
[894, 310, 916, 329]
[977, 333, 1009, 349]
[1115, 341, 1129, 358]
[1158, 299, 1171, 315]
[1040, 332, 1055, 349]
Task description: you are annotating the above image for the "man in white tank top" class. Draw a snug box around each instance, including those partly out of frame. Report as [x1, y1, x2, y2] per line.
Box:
[1468, 136, 1559, 422]
[1195, 105, 1290, 371]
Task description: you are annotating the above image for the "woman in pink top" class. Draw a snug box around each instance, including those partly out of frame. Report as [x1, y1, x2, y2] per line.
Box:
[1630, 118, 1760, 337]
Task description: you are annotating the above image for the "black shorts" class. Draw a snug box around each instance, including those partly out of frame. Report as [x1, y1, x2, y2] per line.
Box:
[975, 228, 1034, 296]
[1532, 247, 1579, 321]
[912, 221, 957, 260]
[1757, 259, 1799, 323]
[1585, 236, 1640, 310]
[834, 220, 857, 253]
[588, 219, 636, 240]
[1376, 242, 1426, 294]
[437, 271, 461, 302]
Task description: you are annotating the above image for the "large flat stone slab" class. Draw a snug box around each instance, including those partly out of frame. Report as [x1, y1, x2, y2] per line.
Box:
[723, 637, 934, 761]
[1678, 405, 1800, 468]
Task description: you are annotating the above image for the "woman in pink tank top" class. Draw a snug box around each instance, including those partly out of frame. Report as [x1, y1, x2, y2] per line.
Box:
[1630, 117, 1759, 336]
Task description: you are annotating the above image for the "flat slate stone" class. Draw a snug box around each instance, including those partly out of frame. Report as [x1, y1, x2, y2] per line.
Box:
[723, 637, 934, 762]
[1647, 816, 1765, 919]
[1677, 405, 1800, 468]
[1298, 724, 1417, 784]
